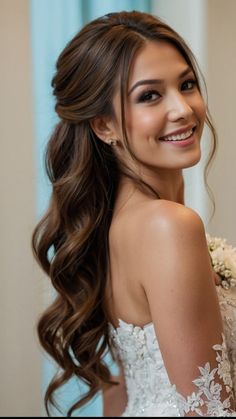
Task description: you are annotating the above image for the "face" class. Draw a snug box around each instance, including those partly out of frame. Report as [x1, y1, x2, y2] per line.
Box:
[112, 41, 206, 172]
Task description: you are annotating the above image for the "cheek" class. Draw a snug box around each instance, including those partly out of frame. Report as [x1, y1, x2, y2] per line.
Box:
[195, 96, 207, 124]
[127, 109, 162, 136]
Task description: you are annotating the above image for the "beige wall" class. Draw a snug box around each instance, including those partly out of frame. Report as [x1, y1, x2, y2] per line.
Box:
[0, 0, 43, 416]
[207, 0, 236, 243]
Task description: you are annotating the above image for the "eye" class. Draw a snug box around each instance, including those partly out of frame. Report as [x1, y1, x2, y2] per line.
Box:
[181, 79, 197, 91]
[137, 90, 161, 103]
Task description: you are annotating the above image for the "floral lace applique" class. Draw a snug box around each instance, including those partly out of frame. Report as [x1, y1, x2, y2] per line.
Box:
[109, 321, 236, 417]
[176, 334, 235, 416]
[216, 285, 236, 395]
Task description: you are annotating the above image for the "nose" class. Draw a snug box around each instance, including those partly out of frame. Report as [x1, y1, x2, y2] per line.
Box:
[167, 91, 194, 121]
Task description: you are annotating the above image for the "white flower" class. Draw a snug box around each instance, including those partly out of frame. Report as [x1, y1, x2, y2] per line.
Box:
[211, 247, 226, 262]
[225, 253, 236, 277]
[207, 234, 236, 289]
[230, 278, 236, 287]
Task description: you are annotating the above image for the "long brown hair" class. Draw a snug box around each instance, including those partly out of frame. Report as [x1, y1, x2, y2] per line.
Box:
[32, 10, 217, 416]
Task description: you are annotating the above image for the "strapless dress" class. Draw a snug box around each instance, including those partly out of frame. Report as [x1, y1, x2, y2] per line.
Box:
[109, 284, 236, 416]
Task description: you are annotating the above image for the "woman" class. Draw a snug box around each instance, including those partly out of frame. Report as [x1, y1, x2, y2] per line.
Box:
[32, 10, 236, 416]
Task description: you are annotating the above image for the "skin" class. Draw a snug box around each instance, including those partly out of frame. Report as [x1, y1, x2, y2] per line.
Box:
[92, 41, 233, 416]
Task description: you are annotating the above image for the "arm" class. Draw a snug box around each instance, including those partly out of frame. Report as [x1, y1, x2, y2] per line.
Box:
[102, 360, 127, 417]
[138, 202, 235, 416]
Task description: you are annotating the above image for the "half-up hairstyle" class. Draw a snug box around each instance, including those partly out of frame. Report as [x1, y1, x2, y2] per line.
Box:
[32, 10, 217, 416]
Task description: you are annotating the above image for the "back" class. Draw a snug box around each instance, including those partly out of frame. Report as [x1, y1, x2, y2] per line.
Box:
[106, 198, 214, 328]
[106, 198, 236, 416]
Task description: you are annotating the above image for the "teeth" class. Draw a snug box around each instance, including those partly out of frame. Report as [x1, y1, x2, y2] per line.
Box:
[162, 128, 193, 141]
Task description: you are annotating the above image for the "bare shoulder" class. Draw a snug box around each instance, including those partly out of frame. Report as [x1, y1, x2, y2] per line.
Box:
[136, 199, 206, 248]
[109, 199, 219, 334]
[110, 199, 210, 292]
[110, 199, 207, 271]
[132, 199, 212, 292]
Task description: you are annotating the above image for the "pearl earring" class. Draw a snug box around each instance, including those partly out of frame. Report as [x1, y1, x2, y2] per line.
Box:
[109, 139, 117, 146]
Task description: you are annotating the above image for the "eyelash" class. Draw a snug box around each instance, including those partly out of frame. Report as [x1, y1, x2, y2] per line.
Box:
[137, 78, 197, 103]
[137, 90, 161, 103]
[181, 79, 197, 91]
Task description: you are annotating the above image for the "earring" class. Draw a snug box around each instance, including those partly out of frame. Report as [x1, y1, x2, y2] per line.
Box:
[108, 139, 117, 146]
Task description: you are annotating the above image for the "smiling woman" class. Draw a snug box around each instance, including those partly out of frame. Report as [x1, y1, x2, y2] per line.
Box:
[32, 10, 236, 417]
[102, 41, 207, 174]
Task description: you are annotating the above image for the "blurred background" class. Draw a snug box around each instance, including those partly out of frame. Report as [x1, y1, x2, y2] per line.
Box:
[1, 0, 236, 416]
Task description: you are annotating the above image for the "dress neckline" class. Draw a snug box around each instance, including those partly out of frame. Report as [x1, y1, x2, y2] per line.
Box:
[110, 318, 154, 332]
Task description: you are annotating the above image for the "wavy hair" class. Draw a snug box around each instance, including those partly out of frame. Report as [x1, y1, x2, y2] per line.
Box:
[32, 10, 217, 416]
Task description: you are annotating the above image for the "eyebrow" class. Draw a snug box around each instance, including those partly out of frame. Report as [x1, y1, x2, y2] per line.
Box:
[128, 66, 194, 95]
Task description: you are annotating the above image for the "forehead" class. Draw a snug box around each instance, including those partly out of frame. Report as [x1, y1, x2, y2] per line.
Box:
[128, 41, 189, 85]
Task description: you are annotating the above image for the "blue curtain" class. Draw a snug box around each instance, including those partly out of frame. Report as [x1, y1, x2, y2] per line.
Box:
[30, 0, 150, 416]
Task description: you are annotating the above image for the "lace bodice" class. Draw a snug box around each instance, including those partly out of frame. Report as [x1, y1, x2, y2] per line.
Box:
[109, 286, 236, 417]
[109, 320, 181, 416]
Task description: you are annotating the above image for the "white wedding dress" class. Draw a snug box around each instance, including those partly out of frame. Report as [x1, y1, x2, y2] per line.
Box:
[109, 267, 236, 416]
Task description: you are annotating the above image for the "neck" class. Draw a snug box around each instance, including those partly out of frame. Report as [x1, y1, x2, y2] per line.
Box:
[134, 167, 185, 203]
[113, 169, 185, 216]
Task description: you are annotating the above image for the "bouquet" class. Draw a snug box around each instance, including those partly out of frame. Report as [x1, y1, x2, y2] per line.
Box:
[206, 234, 236, 289]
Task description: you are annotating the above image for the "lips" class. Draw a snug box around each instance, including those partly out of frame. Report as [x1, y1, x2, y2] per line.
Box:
[159, 125, 197, 142]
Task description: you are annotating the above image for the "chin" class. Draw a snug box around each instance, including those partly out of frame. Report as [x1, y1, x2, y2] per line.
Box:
[182, 153, 201, 169]
[172, 149, 201, 169]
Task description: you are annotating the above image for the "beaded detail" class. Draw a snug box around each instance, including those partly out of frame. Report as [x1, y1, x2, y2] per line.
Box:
[109, 320, 235, 416]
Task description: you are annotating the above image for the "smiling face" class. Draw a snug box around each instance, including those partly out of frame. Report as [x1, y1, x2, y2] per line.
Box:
[112, 40, 206, 173]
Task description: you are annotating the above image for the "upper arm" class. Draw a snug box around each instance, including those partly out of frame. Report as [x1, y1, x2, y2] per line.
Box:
[102, 359, 127, 417]
[138, 202, 234, 415]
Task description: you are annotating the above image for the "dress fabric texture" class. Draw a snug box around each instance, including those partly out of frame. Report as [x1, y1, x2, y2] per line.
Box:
[109, 278, 236, 416]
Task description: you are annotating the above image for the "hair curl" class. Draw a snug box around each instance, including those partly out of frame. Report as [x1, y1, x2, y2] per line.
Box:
[32, 10, 217, 416]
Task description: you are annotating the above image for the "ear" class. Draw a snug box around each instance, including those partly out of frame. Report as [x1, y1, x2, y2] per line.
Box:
[90, 116, 118, 145]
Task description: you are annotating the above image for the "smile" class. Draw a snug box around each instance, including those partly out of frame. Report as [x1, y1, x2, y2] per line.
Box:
[159, 127, 196, 142]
